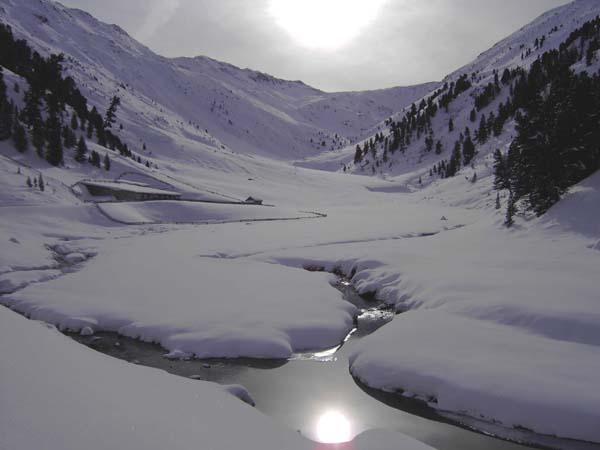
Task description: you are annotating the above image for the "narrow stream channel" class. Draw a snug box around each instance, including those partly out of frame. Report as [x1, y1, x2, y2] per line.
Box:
[67, 281, 593, 450]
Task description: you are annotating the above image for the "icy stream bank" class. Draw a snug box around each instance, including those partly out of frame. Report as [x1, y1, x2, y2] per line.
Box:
[65, 280, 541, 450]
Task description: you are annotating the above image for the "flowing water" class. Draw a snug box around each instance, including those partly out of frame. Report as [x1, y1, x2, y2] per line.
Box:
[68, 281, 594, 450]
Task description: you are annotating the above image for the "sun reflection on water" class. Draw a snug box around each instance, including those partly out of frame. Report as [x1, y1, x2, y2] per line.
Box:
[315, 410, 353, 444]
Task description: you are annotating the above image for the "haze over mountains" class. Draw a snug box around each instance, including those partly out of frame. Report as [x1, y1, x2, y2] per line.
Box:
[1, 1, 600, 450]
[2, 0, 439, 161]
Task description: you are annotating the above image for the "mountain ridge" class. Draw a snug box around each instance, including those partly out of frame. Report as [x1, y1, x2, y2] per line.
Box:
[0, 0, 436, 161]
[0, 0, 598, 212]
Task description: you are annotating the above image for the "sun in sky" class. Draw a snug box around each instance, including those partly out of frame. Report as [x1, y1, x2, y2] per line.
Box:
[268, 0, 388, 50]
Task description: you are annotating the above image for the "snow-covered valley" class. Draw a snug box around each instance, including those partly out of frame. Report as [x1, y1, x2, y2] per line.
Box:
[1, 0, 600, 449]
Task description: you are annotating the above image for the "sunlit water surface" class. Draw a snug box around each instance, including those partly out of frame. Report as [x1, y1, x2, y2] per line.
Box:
[68, 283, 595, 450]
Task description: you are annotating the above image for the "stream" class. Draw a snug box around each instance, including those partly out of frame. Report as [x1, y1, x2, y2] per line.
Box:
[67, 281, 593, 450]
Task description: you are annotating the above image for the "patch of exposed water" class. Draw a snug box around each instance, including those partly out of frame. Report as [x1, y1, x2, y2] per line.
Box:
[65, 279, 593, 450]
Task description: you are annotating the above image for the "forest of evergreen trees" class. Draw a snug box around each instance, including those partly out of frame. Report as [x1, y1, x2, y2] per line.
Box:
[0, 23, 140, 170]
[494, 16, 600, 221]
[357, 16, 599, 223]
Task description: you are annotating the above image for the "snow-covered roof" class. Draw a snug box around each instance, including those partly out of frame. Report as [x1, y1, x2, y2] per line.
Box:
[79, 180, 181, 197]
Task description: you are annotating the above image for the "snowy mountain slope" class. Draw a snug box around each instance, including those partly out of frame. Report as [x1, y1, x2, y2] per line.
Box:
[302, 0, 600, 196]
[0, 0, 434, 161]
[1, 1, 600, 449]
[536, 170, 600, 239]
[446, 0, 600, 79]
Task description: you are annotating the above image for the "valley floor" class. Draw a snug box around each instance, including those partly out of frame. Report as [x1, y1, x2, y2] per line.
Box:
[1, 150, 599, 449]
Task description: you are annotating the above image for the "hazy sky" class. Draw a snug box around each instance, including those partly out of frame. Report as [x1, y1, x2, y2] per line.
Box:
[60, 0, 571, 92]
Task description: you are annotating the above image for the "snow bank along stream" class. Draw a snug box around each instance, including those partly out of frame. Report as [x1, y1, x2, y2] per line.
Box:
[2, 226, 597, 450]
[63, 276, 583, 450]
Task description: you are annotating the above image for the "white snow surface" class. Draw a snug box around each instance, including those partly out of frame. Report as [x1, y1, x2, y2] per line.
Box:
[0, 268, 62, 294]
[4, 240, 357, 358]
[0, 307, 434, 450]
[223, 384, 256, 407]
[349, 310, 600, 443]
[260, 177, 600, 443]
[1, 0, 600, 448]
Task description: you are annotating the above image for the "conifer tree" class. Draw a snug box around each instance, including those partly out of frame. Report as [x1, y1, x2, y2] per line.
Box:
[45, 111, 63, 166]
[62, 125, 76, 149]
[38, 173, 44, 192]
[353, 145, 362, 164]
[89, 150, 100, 167]
[103, 153, 111, 171]
[586, 42, 598, 65]
[462, 135, 476, 166]
[96, 128, 106, 148]
[493, 149, 508, 190]
[447, 141, 462, 177]
[12, 119, 28, 152]
[510, 87, 568, 215]
[470, 108, 477, 122]
[425, 134, 434, 152]
[495, 192, 501, 210]
[75, 137, 87, 163]
[103, 96, 121, 129]
[501, 68, 511, 85]
[477, 114, 488, 144]
[70, 112, 79, 130]
[26, 176, 32, 188]
[505, 192, 516, 227]
[0, 73, 13, 140]
[31, 121, 45, 158]
[21, 86, 43, 128]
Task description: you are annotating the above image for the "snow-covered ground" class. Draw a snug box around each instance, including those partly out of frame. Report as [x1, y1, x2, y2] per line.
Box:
[0, 306, 436, 450]
[3, 163, 599, 446]
[2, 0, 600, 449]
[5, 244, 358, 359]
